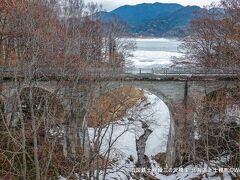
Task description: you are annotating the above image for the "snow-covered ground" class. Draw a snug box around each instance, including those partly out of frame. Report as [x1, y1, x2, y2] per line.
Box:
[59, 89, 240, 179]
[88, 90, 171, 179]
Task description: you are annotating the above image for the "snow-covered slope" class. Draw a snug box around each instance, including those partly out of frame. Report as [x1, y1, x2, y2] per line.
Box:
[60, 90, 239, 179]
[88, 90, 171, 179]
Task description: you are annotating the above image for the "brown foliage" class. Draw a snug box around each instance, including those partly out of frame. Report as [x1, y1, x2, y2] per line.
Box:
[86, 87, 145, 128]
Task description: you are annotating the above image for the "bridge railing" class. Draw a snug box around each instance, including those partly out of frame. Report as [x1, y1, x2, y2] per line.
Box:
[0, 66, 240, 78]
[124, 66, 240, 75]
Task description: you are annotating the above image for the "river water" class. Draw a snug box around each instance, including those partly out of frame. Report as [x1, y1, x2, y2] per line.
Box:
[128, 38, 183, 68]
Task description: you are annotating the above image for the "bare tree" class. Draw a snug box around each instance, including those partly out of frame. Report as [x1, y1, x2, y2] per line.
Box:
[0, 0, 135, 179]
[176, 0, 240, 74]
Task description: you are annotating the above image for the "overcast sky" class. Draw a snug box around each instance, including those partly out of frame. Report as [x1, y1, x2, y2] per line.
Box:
[85, 0, 221, 11]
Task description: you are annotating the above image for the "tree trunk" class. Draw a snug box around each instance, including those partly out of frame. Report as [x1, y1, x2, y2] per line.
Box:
[2, 38, 8, 66]
[29, 87, 41, 180]
[14, 38, 20, 64]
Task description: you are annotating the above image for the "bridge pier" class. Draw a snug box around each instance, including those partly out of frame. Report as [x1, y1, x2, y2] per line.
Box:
[61, 85, 90, 159]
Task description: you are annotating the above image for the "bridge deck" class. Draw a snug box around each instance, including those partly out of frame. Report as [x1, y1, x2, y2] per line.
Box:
[0, 67, 239, 81]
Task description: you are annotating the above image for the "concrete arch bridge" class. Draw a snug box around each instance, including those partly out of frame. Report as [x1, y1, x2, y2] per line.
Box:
[0, 74, 238, 167]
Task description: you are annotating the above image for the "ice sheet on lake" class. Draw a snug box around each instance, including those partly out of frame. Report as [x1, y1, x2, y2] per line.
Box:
[130, 50, 182, 67]
[127, 38, 183, 68]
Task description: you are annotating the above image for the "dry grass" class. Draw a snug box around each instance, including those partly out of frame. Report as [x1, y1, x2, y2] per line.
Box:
[86, 87, 146, 128]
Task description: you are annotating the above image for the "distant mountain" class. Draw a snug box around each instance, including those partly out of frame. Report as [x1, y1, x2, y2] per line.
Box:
[97, 2, 202, 37]
[94, 11, 121, 23]
[111, 3, 183, 26]
[133, 5, 201, 37]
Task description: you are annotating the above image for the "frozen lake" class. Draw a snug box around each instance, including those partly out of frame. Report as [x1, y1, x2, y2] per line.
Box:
[128, 38, 183, 68]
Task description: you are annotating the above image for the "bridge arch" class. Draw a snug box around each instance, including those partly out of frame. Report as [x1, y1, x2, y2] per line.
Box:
[19, 86, 65, 124]
[2, 83, 66, 128]
[202, 87, 240, 119]
[90, 84, 176, 126]
[86, 84, 176, 167]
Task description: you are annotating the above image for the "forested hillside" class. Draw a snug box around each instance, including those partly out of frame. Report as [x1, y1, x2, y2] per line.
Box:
[98, 3, 202, 37]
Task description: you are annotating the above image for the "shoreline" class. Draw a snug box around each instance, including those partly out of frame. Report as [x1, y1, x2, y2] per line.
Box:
[122, 36, 183, 41]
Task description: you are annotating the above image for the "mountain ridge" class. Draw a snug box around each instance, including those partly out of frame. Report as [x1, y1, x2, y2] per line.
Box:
[97, 2, 202, 37]
[111, 2, 184, 26]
